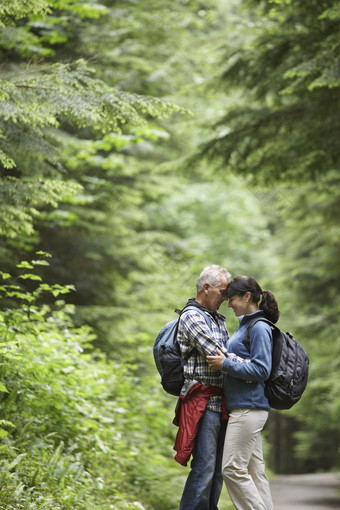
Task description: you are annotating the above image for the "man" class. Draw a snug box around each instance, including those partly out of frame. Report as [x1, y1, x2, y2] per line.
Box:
[174, 264, 231, 510]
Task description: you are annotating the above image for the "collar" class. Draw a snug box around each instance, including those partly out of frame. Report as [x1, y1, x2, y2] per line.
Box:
[239, 310, 264, 326]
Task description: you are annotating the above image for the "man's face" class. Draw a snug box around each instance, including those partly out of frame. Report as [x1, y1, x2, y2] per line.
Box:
[205, 277, 229, 311]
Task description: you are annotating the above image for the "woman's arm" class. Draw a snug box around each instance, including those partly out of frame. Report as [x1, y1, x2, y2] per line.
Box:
[207, 323, 272, 382]
[207, 348, 250, 370]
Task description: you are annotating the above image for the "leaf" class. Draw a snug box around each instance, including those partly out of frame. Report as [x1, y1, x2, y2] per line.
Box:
[19, 274, 43, 281]
[7, 454, 27, 470]
[31, 259, 50, 266]
[0, 382, 8, 392]
[17, 261, 34, 269]
[35, 251, 52, 257]
[0, 419, 15, 428]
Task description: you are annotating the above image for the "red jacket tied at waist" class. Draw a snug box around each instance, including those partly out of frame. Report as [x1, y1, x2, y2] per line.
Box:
[173, 382, 228, 466]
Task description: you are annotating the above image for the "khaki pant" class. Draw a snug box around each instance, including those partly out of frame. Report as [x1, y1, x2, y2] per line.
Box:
[222, 409, 274, 510]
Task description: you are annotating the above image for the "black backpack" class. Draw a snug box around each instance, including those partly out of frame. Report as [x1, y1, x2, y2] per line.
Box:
[153, 306, 212, 396]
[243, 318, 309, 410]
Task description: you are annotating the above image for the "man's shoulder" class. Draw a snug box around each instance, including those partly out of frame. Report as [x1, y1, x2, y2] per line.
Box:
[180, 307, 211, 323]
[180, 308, 227, 332]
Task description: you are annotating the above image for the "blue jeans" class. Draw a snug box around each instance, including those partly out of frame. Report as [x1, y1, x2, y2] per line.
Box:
[179, 409, 226, 510]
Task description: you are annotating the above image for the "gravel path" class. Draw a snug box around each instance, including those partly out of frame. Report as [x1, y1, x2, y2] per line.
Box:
[270, 472, 340, 509]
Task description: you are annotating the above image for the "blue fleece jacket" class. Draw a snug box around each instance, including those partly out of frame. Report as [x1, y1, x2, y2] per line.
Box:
[222, 311, 273, 411]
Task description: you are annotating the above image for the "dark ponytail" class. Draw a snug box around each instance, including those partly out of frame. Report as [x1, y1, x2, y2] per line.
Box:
[227, 275, 280, 323]
[260, 290, 280, 324]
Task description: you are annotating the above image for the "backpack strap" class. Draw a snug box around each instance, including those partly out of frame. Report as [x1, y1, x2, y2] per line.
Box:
[175, 306, 213, 370]
[243, 317, 277, 353]
[181, 306, 212, 329]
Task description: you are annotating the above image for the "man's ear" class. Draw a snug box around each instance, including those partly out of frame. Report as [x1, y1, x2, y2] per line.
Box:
[203, 283, 210, 294]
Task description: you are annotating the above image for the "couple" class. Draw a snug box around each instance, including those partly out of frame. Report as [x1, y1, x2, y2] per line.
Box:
[174, 264, 279, 510]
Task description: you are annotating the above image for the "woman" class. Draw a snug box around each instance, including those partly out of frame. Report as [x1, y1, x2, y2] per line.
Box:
[207, 275, 279, 510]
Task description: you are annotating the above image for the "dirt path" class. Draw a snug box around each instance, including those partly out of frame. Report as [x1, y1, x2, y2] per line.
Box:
[270, 472, 340, 509]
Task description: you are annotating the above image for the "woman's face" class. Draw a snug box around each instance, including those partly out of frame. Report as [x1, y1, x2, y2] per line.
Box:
[227, 294, 248, 316]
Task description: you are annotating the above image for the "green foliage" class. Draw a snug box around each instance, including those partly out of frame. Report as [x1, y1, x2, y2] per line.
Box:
[2, 0, 339, 501]
[0, 255, 194, 509]
[0, 0, 187, 288]
[0, 59, 183, 172]
[202, 0, 340, 184]
[0, 0, 242, 363]
[0, 0, 50, 26]
[0, 0, 268, 503]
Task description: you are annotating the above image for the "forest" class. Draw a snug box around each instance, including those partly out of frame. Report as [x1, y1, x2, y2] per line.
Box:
[0, 0, 339, 508]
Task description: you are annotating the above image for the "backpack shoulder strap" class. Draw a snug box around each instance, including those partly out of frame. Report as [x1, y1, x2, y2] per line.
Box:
[174, 305, 212, 361]
[243, 317, 278, 353]
[181, 305, 212, 330]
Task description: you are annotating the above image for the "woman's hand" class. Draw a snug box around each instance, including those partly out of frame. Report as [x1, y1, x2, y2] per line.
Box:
[206, 347, 226, 371]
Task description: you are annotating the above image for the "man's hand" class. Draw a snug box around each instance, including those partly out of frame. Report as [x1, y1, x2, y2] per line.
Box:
[206, 347, 226, 371]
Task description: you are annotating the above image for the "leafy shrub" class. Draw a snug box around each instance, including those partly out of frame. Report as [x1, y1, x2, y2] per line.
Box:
[0, 254, 185, 509]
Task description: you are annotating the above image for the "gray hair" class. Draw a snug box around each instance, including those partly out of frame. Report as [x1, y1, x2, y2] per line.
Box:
[196, 264, 231, 293]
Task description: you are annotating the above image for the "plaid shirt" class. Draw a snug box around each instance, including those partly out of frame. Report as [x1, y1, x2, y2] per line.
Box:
[177, 307, 229, 413]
